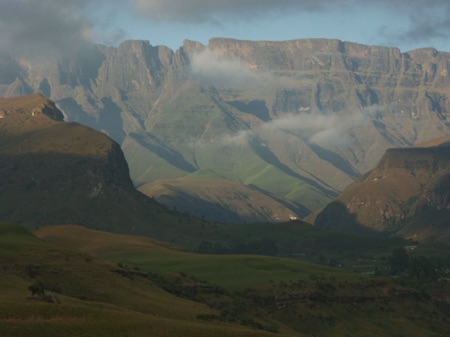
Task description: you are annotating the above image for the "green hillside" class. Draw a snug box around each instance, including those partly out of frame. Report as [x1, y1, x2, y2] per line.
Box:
[0, 223, 296, 337]
[36, 225, 353, 291]
[33, 224, 450, 337]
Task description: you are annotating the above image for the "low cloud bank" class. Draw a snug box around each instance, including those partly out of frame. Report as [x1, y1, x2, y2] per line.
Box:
[189, 48, 265, 87]
[261, 111, 366, 147]
[194, 109, 369, 149]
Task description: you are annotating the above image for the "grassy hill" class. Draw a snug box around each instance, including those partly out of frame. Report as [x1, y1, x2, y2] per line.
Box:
[32, 224, 450, 337]
[1, 95, 449, 336]
[35, 225, 354, 291]
[0, 223, 296, 337]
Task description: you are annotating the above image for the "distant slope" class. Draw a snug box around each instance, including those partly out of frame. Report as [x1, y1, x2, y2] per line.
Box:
[0, 94, 181, 234]
[315, 137, 450, 242]
[139, 172, 308, 223]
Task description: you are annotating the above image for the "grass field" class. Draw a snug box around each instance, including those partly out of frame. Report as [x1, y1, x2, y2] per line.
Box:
[35, 225, 354, 291]
[0, 223, 300, 337]
[2, 223, 450, 336]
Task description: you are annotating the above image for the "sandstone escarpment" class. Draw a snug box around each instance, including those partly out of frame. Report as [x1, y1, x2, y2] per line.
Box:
[1, 38, 450, 221]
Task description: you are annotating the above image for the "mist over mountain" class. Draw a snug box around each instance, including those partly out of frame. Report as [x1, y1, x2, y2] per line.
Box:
[1, 38, 450, 221]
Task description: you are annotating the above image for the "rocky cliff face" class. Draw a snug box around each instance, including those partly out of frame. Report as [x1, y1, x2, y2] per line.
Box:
[314, 137, 450, 242]
[1, 38, 450, 221]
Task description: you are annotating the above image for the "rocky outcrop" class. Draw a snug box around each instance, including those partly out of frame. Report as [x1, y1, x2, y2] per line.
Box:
[27, 293, 61, 304]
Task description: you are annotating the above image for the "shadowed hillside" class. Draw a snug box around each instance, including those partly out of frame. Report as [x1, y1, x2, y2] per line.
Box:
[0, 94, 183, 234]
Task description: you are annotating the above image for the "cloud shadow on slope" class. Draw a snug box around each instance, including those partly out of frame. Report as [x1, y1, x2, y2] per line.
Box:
[130, 132, 197, 173]
[227, 100, 271, 122]
[248, 137, 340, 199]
[314, 200, 382, 236]
[309, 143, 360, 179]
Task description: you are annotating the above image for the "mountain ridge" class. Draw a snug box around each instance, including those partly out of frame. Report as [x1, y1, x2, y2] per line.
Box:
[2, 37, 450, 221]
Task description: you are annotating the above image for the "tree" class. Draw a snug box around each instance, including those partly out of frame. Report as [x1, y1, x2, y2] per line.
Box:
[388, 248, 409, 275]
[28, 281, 45, 296]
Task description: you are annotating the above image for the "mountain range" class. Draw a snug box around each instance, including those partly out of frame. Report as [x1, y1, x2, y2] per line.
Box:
[1, 38, 450, 223]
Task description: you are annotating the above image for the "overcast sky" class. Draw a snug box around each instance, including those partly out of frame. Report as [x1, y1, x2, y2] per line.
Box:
[1, 0, 450, 56]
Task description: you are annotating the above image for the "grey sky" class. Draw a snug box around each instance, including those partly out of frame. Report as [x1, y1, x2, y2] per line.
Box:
[0, 0, 95, 58]
[1, 0, 449, 58]
[133, 0, 336, 22]
[133, 0, 450, 49]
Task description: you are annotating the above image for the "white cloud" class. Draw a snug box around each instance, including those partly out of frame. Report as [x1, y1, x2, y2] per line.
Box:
[189, 48, 263, 86]
[0, 0, 125, 59]
[220, 130, 253, 146]
[261, 111, 367, 147]
[194, 109, 369, 149]
[0, 0, 90, 58]
[133, 0, 450, 49]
